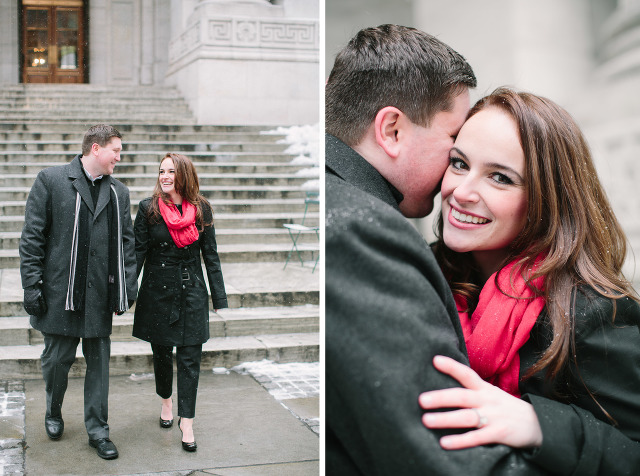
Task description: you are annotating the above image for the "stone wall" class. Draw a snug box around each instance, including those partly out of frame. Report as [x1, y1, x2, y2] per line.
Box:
[166, 0, 319, 125]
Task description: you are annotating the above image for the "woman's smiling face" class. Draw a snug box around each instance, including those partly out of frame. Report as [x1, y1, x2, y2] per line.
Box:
[159, 157, 176, 197]
[440, 106, 528, 277]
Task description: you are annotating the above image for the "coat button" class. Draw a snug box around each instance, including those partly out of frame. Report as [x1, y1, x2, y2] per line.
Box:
[182, 285, 186, 289]
[161, 263, 165, 267]
[88, 282, 92, 288]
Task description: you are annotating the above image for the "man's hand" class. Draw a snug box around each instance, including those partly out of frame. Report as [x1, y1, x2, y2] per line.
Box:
[23, 284, 47, 317]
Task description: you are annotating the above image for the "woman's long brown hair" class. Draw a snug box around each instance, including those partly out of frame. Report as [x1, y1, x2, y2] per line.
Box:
[146, 152, 212, 230]
[433, 87, 637, 403]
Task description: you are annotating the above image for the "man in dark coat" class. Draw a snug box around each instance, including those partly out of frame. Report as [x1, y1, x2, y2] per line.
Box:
[19, 124, 137, 460]
[325, 25, 550, 475]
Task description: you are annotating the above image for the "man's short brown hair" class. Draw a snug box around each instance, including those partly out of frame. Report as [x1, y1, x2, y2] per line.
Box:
[326, 24, 477, 146]
[82, 124, 122, 155]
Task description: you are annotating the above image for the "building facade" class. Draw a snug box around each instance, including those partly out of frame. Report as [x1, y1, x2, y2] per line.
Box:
[1, 0, 319, 125]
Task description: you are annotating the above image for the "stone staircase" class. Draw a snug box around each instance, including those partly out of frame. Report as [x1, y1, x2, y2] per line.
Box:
[0, 85, 320, 379]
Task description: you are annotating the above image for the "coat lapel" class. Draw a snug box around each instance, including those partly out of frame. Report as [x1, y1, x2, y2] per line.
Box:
[69, 155, 95, 214]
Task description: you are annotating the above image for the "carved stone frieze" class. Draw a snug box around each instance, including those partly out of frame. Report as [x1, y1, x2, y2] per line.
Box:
[169, 16, 318, 63]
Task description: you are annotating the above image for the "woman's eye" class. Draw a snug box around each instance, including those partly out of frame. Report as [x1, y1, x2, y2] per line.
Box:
[491, 173, 514, 185]
[450, 157, 468, 170]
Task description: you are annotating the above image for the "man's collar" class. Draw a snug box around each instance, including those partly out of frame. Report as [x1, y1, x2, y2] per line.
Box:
[79, 155, 103, 182]
[83, 167, 103, 182]
[325, 134, 404, 209]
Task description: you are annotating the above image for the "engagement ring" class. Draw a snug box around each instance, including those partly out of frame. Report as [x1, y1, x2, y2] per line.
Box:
[473, 408, 488, 428]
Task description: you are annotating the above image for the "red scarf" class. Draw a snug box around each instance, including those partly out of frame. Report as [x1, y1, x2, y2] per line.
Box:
[158, 198, 199, 248]
[456, 257, 546, 397]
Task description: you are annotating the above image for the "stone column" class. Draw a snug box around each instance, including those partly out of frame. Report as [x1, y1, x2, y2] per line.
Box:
[89, 0, 108, 83]
[0, 0, 19, 83]
[154, 0, 172, 83]
[140, 0, 155, 84]
[90, 0, 141, 85]
[165, 0, 319, 125]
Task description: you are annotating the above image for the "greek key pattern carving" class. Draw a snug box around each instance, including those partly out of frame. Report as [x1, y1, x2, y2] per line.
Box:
[209, 20, 233, 43]
[260, 22, 316, 46]
[170, 17, 318, 63]
[207, 18, 318, 49]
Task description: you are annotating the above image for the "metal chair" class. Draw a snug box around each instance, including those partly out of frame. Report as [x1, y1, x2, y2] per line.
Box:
[283, 190, 320, 272]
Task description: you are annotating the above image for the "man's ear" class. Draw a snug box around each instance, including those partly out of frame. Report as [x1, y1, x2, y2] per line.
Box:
[91, 142, 100, 155]
[374, 106, 406, 159]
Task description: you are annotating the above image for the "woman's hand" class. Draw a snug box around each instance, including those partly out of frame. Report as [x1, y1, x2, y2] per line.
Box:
[419, 355, 543, 450]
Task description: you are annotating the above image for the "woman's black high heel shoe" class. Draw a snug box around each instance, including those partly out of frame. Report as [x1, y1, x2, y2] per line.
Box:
[160, 403, 173, 428]
[178, 417, 197, 452]
[159, 417, 173, 429]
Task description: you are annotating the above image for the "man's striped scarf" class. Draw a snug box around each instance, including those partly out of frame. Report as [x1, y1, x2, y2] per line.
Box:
[65, 183, 128, 313]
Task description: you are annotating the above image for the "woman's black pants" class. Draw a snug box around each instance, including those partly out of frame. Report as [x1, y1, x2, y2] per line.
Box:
[151, 343, 202, 418]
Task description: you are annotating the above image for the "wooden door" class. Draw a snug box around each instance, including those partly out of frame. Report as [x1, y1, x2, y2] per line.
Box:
[22, 1, 85, 83]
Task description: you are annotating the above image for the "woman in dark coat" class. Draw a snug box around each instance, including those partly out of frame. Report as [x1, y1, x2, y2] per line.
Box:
[134, 152, 227, 452]
[419, 88, 640, 474]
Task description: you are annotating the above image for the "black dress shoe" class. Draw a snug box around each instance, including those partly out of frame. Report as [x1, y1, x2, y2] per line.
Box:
[89, 438, 119, 460]
[178, 417, 197, 452]
[45, 417, 64, 440]
[159, 417, 173, 428]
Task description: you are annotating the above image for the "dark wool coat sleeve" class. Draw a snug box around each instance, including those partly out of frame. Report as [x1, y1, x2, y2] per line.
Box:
[134, 197, 151, 279]
[199, 201, 227, 310]
[117, 180, 138, 307]
[325, 135, 547, 476]
[519, 290, 640, 475]
[19, 170, 51, 288]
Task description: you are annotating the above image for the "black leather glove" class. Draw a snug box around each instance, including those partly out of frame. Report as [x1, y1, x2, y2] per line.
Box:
[24, 284, 47, 317]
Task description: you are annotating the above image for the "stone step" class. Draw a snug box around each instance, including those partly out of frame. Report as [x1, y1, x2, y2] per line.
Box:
[0, 211, 319, 232]
[0, 161, 315, 175]
[0, 151, 299, 163]
[0, 93, 320, 375]
[0, 172, 315, 188]
[0, 242, 319, 266]
[0, 84, 187, 97]
[6, 95, 189, 103]
[0, 227, 317, 249]
[0, 197, 317, 216]
[0, 104, 193, 113]
[0, 113, 196, 124]
[0, 305, 319, 345]
[0, 185, 314, 201]
[0, 122, 279, 133]
[0, 141, 290, 153]
[0, 332, 320, 378]
[0, 261, 321, 317]
[0, 131, 286, 142]
[4, 100, 190, 109]
[0, 86, 195, 124]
